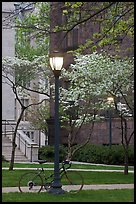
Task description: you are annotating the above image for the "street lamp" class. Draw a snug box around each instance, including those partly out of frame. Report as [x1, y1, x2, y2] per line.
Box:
[49, 51, 65, 194]
[107, 97, 114, 147]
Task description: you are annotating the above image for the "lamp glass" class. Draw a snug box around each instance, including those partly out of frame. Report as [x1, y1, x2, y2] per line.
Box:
[50, 57, 63, 71]
[107, 97, 114, 104]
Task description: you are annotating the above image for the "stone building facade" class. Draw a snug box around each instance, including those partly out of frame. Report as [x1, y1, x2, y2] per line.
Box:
[2, 2, 15, 120]
[2, 2, 47, 161]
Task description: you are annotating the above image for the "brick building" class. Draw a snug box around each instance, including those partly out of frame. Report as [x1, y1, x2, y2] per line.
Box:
[49, 2, 134, 146]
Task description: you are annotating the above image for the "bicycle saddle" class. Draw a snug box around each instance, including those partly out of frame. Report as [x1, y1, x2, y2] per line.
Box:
[63, 160, 71, 164]
[34, 160, 47, 164]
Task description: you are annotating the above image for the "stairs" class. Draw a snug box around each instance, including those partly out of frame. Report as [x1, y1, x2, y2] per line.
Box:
[2, 135, 30, 162]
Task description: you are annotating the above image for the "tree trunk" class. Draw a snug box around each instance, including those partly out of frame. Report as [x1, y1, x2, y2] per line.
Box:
[124, 149, 129, 175]
[9, 133, 17, 170]
[9, 108, 25, 170]
[67, 132, 72, 160]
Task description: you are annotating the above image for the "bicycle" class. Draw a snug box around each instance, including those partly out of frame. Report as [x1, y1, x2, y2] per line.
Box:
[18, 160, 84, 193]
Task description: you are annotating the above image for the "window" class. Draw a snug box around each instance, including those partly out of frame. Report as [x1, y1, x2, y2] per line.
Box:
[20, 98, 29, 121]
[24, 131, 34, 141]
[63, 28, 78, 51]
[62, 7, 79, 51]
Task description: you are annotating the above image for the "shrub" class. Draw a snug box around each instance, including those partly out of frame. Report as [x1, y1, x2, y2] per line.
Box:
[38, 145, 67, 162]
[38, 144, 134, 165]
[72, 144, 134, 165]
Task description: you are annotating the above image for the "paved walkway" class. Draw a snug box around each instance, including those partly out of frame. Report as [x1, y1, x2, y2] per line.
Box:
[2, 184, 134, 193]
[64, 184, 134, 192]
[2, 167, 134, 173]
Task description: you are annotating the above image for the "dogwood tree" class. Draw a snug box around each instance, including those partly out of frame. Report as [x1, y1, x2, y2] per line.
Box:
[2, 56, 51, 170]
[60, 51, 134, 173]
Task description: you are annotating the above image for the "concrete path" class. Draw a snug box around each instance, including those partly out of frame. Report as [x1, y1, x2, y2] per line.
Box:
[2, 167, 134, 173]
[2, 184, 134, 193]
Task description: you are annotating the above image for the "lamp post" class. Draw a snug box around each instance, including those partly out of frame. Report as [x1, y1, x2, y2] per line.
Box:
[49, 51, 65, 194]
[107, 97, 114, 148]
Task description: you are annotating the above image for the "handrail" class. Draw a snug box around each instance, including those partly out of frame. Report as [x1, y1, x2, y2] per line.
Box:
[16, 130, 39, 162]
[2, 119, 39, 161]
[2, 119, 15, 139]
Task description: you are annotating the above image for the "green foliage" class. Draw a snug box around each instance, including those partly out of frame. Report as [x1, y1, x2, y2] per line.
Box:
[14, 2, 134, 58]
[38, 144, 134, 165]
[38, 145, 67, 162]
[72, 144, 134, 165]
[27, 102, 50, 133]
[15, 2, 50, 61]
[63, 2, 134, 55]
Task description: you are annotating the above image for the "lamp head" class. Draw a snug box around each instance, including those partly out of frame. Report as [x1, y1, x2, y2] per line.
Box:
[49, 51, 64, 76]
[107, 96, 114, 104]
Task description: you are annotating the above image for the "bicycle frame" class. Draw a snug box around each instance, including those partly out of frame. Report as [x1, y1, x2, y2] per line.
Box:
[18, 160, 83, 193]
[35, 160, 71, 188]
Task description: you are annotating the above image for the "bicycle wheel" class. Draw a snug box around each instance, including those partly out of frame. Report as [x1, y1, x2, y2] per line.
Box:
[18, 172, 43, 193]
[61, 171, 84, 193]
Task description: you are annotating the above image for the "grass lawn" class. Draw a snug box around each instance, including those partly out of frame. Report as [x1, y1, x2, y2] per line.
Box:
[2, 189, 134, 202]
[2, 162, 134, 202]
[2, 169, 134, 187]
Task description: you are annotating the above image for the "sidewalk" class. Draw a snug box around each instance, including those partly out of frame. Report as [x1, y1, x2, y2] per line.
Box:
[2, 167, 134, 173]
[2, 184, 134, 193]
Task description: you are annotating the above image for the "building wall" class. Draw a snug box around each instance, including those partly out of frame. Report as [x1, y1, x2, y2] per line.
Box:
[61, 118, 134, 145]
[2, 2, 16, 120]
[2, 2, 48, 147]
[2, 2, 15, 57]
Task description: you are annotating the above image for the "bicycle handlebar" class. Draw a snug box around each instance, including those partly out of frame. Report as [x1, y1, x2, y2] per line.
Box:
[62, 160, 72, 170]
[33, 159, 72, 170]
[62, 160, 71, 165]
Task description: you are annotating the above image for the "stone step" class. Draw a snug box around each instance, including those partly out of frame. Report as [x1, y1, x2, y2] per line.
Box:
[2, 136, 12, 141]
[2, 144, 12, 147]
[3, 153, 29, 162]
[3, 156, 29, 162]
[2, 136, 30, 162]
[2, 149, 26, 155]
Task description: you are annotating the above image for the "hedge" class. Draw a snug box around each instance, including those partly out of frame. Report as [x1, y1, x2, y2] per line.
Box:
[38, 145, 67, 162]
[38, 144, 134, 165]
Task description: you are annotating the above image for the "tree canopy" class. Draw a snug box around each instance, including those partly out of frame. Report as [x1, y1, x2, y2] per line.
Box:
[60, 51, 134, 124]
[2, 2, 134, 59]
